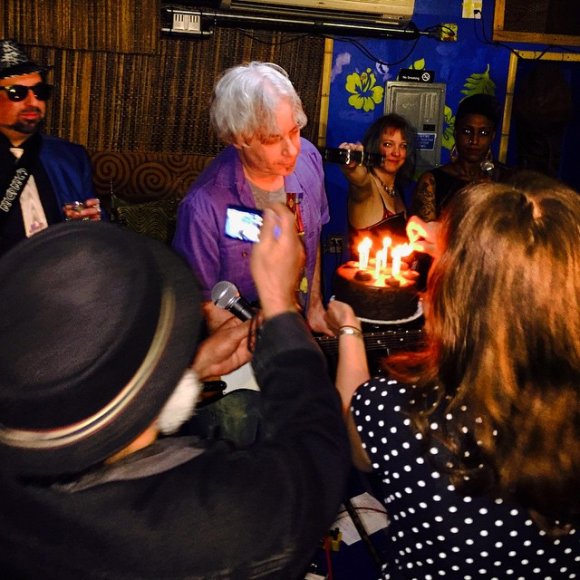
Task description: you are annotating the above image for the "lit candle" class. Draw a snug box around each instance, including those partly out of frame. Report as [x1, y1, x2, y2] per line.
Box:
[374, 248, 385, 278]
[391, 244, 413, 278]
[382, 236, 392, 266]
[391, 246, 402, 278]
[358, 237, 372, 270]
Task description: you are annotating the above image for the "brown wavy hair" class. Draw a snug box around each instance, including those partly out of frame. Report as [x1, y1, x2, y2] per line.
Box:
[387, 172, 580, 534]
[362, 113, 417, 187]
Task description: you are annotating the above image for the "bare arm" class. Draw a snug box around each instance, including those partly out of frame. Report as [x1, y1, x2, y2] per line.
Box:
[325, 300, 372, 471]
[325, 300, 369, 412]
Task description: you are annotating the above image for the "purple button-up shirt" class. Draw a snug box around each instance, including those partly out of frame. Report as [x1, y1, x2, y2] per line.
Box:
[172, 138, 329, 306]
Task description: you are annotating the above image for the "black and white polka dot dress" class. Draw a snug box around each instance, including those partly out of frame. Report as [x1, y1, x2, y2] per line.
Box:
[352, 376, 580, 579]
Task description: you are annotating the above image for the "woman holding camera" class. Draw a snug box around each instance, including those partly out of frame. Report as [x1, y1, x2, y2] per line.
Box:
[339, 113, 416, 236]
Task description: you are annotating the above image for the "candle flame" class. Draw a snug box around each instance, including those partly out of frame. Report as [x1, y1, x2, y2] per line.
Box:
[374, 248, 385, 278]
[396, 243, 413, 257]
[391, 243, 413, 277]
[357, 237, 372, 270]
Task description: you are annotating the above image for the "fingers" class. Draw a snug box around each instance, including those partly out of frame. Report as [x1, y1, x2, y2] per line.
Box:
[338, 142, 364, 169]
[406, 215, 429, 244]
[63, 200, 102, 221]
[406, 216, 443, 259]
[325, 300, 359, 334]
[192, 320, 252, 380]
[338, 142, 363, 151]
[260, 205, 288, 245]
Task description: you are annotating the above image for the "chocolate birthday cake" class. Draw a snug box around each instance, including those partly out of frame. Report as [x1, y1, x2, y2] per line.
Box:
[333, 260, 419, 322]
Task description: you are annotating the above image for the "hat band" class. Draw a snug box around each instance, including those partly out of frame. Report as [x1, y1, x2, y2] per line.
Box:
[0, 287, 176, 450]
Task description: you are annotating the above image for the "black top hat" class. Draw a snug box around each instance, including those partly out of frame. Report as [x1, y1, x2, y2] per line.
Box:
[0, 222, 202, 477]
[0, 39, 49, 80]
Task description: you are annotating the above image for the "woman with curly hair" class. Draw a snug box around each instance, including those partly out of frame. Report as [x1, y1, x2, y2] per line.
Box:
[326, 171, 580, 578]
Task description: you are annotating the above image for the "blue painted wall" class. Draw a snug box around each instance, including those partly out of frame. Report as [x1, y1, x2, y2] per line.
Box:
[320, 0, 579, 299]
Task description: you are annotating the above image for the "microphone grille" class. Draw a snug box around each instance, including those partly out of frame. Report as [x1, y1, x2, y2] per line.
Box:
[211, 281, 239, 309]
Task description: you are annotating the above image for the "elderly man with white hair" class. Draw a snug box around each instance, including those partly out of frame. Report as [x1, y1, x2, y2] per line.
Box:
[173, 61, 332, 336]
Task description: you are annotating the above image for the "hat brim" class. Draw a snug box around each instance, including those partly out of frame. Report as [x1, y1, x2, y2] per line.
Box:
[0, 223, 203, 477]
[0, 62, 50, 80]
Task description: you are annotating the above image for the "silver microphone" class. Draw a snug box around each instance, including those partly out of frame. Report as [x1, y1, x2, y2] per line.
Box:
[211, 281, 255, 321]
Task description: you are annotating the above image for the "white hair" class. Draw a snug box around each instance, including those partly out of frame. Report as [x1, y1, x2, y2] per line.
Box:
[210, 61, 307, 145]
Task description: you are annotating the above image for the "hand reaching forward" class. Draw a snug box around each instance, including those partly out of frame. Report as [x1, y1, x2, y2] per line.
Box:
[250, 204, 305, 320]
[406, 215, 443, 259]
[339, 141, 364, 169]
[325, 299, 360, 336]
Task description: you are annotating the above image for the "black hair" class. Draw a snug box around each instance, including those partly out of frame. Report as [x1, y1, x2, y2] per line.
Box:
[456, 94, 501, 128]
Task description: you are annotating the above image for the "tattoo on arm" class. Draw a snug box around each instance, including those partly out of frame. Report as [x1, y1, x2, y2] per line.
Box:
[412, 173, 437, 221]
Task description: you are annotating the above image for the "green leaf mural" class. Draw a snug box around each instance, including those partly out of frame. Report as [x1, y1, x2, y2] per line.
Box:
[461, 64, 496, 97]
[439, 64, 498, 151]
[409, 58, 425, 70]
[345, 68, 384, 112]
[442, 105, 455, 150]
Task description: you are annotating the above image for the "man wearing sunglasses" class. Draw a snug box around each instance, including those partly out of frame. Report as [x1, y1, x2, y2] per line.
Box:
[0, 39, 101, 256]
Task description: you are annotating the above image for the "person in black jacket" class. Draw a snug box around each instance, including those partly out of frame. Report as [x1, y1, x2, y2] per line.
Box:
[0, 204, 350, 579]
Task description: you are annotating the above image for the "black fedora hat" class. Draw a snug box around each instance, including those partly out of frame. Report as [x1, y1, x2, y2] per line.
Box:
[0, 39, 49, 79]
[0, 222, 202, 477]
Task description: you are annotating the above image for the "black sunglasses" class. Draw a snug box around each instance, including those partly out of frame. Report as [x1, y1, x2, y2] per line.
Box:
[0, 83, 53, 102]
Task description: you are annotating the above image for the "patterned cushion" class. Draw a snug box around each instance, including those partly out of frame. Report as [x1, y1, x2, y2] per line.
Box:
[90, 150, 214, 243]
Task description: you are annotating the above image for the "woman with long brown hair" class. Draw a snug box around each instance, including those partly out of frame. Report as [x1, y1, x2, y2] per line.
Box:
[327, 172, 580, 578]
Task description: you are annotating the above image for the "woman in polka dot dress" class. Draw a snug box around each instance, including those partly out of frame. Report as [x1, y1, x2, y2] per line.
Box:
[326, 172, 580, 579]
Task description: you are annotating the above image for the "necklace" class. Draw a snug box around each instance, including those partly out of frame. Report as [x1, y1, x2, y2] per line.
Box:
[373, 174, 396, 197]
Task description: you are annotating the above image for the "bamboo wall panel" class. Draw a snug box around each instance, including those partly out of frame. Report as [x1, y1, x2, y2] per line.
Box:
[2, 0, 158, 54]
[2, 1, 325, 155]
